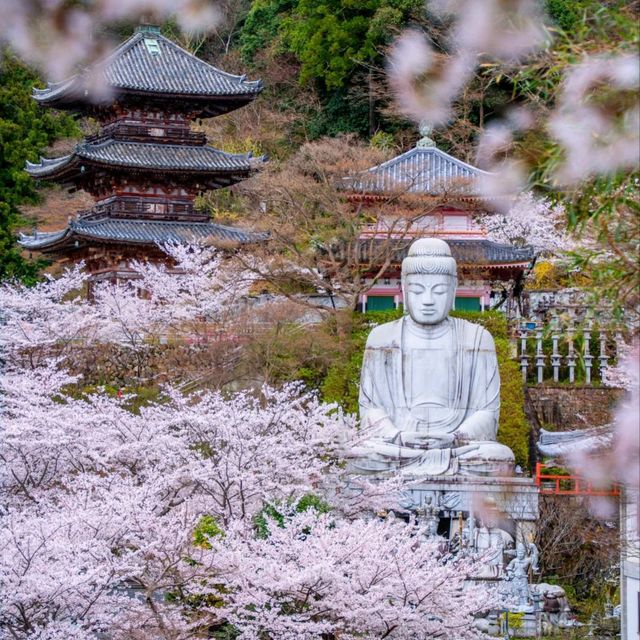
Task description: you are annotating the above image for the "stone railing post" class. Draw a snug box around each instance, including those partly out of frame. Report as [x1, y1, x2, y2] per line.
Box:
[584, 323, 594, 385]
[551, 318, 561, 383]
[598, 330, 609, 377]
[566, 326, 576, 384]
[519, 326, 529, 383]
[535, 329, 545, 384]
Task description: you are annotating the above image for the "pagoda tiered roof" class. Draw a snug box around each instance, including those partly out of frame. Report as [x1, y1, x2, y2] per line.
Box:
[26, 139, 263, 187]
[22, 26, 268, 273]
[33, 27, 262, 116]
[19, 217, 267, 254]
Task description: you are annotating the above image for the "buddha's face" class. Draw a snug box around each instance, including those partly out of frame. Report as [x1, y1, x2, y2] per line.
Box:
[404, 273, 456, 325]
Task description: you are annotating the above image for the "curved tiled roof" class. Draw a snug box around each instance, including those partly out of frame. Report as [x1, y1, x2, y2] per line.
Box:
[19, 217, 268, 251]
[448, 239, 535, 265]
[33, 29, 262, 106]
[25, 139, 262, 178]
[340, 146, 492, 196]
[537, 426, 612, 458]
[356, 237, 534, 267]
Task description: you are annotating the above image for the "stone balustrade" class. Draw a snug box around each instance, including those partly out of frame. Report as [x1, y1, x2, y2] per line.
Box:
[514, 320, 621, 386]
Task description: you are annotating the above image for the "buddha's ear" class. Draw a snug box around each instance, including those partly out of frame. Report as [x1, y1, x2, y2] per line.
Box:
[448, 276, 458, 310]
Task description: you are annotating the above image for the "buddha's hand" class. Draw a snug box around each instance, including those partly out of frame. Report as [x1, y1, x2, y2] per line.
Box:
[402, 432, 455, 449]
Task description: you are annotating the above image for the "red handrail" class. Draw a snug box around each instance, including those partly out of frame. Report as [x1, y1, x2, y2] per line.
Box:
[535, 463, 620, 497]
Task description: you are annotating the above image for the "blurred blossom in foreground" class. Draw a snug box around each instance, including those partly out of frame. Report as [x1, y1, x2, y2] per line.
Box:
[570, 339, 640, 495]
[1, 0, 221, 81]
[388, 0, 547, 128]
[387, 29, 473, 126]
[475, 112, 533, 207]
[549, 54, 640, 185]
[431, 0, 548, 61]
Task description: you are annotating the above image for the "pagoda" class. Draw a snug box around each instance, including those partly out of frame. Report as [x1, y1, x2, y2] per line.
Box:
[340, 127, 534, 314]
[20, 25, 266, 282]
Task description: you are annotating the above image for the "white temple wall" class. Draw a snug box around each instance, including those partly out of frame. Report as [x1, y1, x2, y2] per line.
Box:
[622, 488, 640, 640]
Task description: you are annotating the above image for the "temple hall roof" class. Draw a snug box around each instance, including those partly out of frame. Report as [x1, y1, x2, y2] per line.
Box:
[32, 27, 262, 116]
[448, 239, 535, 266]
[340, 144, 492, 197]
[19, 217, 268, 253]
[26, 139, 263, 185]
[355, 237, 534, 270]
[537, 426, 613, 459]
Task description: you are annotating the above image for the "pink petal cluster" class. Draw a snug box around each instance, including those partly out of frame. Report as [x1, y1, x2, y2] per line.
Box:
[482, 191, 573, 253]
[208, 512, 492, 639]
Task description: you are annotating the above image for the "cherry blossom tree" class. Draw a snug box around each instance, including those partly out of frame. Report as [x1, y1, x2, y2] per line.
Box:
[1, 252, 494, 640]
[482, 191, 573, 255]
[208, 511, 493, 640]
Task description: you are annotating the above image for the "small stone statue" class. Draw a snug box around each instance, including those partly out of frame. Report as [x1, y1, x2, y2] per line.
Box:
[470, 515, 514, 579]
[416, 498, 440, 539]
[350, 238, 515, 476]
[462, 516, 477, 553]
[503, 542, 540, 611]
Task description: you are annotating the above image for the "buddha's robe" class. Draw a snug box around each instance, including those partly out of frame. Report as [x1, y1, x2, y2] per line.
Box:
[354, 317, 514, 476]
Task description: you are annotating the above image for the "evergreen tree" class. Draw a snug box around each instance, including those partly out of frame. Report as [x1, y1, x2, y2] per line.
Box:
[0, 52, 78, 283]
[239, 0, 423, 137]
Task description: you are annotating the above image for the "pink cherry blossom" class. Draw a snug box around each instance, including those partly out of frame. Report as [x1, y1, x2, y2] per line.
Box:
[1, 249, 493, 639]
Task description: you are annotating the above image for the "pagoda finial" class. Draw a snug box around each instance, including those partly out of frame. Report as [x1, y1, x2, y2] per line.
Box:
[417, 120, 436, 148]
[136, 24, 162, 35]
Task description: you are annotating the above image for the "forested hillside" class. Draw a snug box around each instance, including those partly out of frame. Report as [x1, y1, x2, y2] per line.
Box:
[1, 0, 638, 303]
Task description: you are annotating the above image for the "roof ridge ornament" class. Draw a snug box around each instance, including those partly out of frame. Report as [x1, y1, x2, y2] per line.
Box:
[416, 120, 436, 148]
[136, 24, 162, 35]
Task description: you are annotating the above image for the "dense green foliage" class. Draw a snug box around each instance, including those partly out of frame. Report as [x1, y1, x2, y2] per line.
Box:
[321, 310, 530, 468]
[241, 0, 422, 89]
[0, 52, 78, 283]
[239, 0, 423, 136]
[280, 0, 422, 90]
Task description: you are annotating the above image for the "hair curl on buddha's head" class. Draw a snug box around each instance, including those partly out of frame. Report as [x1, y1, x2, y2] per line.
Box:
[401, 238, 457, 278]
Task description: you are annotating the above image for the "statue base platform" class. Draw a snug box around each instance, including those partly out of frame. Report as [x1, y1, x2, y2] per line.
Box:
[399, 474, 539, 541]
[479, 610, 579, 637]
[402, 474, 538, 518]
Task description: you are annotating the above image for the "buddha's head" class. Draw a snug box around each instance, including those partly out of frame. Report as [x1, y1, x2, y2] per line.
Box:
[401, 238, 457, 325]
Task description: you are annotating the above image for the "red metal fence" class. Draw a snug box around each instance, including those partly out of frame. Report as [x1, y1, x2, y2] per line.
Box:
[535, 463, 620, 497]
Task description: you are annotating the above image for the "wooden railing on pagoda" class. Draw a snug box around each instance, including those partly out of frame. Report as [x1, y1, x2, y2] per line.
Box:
[82, 197, 208, 222]
[535, 463, 620, 497]
[88, 123, 207, 146]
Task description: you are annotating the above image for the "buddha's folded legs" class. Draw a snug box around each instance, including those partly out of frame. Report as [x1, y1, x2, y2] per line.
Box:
[455, 441, 515, 476]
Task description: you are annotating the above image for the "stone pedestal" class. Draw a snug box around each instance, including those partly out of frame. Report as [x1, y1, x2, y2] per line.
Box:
[401, 475, 539, 541]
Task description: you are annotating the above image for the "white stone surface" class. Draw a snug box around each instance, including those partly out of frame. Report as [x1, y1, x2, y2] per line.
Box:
[350, 238, 515, 476]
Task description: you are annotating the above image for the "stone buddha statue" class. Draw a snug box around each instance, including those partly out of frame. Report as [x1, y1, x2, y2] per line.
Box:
[350, 238, 515, 476]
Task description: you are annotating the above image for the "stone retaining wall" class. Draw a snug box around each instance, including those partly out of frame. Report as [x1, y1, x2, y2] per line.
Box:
[526, 385, 624, 430]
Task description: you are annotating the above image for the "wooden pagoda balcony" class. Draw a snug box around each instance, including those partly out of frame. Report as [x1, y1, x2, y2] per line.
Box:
[83, 197, 208, 222]
[87, 122, 207, 146]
